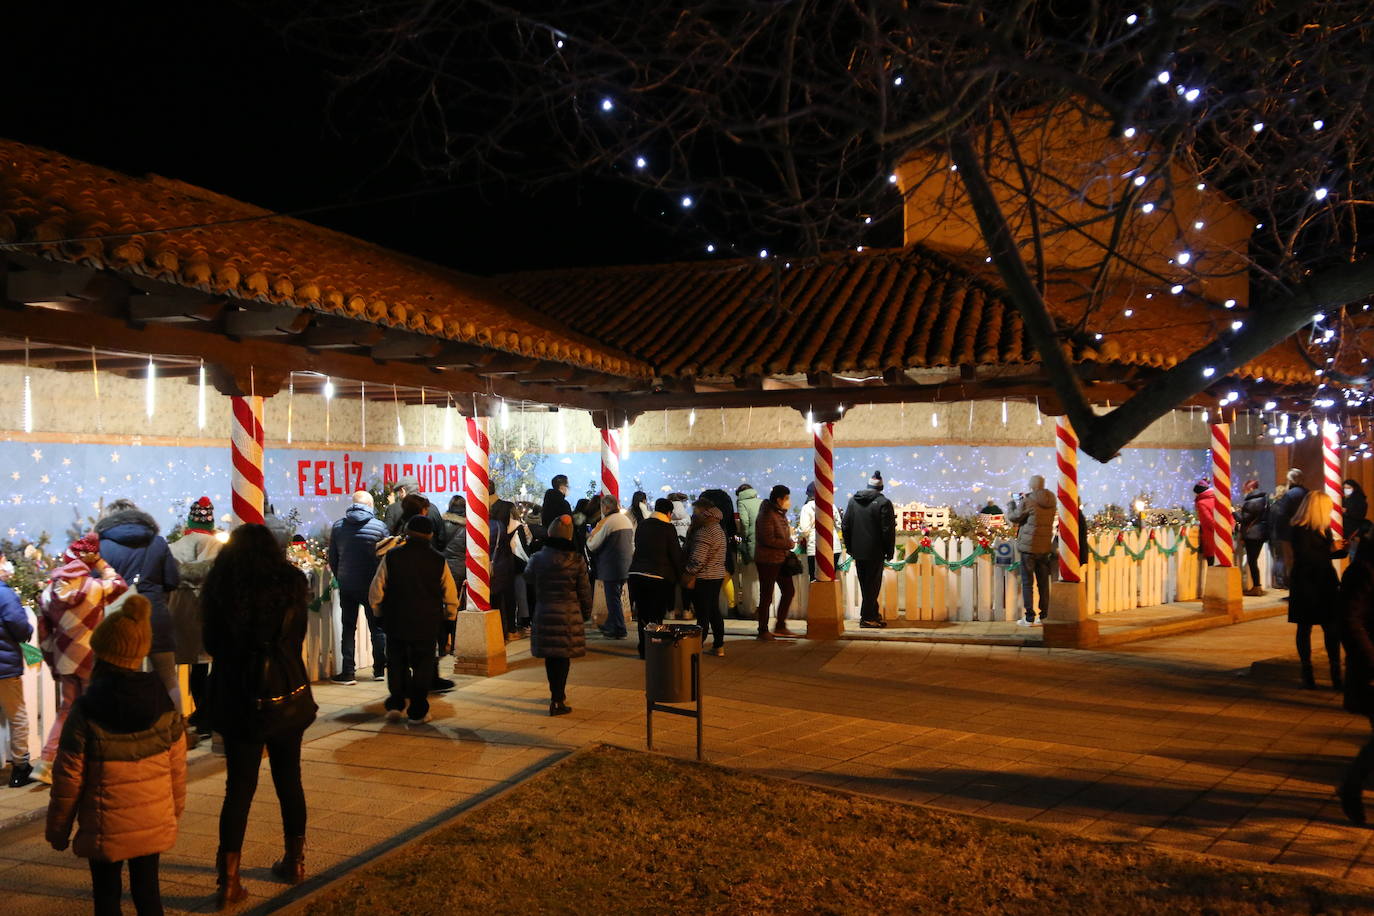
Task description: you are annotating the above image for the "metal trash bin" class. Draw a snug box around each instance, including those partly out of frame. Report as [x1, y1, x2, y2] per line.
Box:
[644, 623, 702, 703]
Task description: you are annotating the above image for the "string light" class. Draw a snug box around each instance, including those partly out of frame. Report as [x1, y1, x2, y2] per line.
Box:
[1224, 299, 1237, 308]
[1170, 284, 1184, 294]
[635, 156, 647, 169]
[285, 372, 294, 444]
[759, 248, 769, 258]
[680, 195, 694, 208]
[600, 98, 614, 112]
[1156, 71, 1171, 84]
[1202, 367, 1216, 378]
[1123, 126, 1137, 138]
[705, 243, 715, 252]
[1176, 251, 1192, 265]
[1252, 122, 1265, 132]
[1314, 187, 1329, 201]
[1124, 308, 1134, 317]
[145, 357, 156, 419]
[1184, 88, 1200, 102]
[1140, 202, 1155, 213]
[888, 174, 898, 184]
[1132, 175, 1147, 187]
[22, 339, 33, 434]
[1231, 320, 1244, 331]
[893, 75, 903, 86]
[1313, 119, 1325, 130]
[1125, 13, 1138, 25]
[1194, 220, 1205, 229]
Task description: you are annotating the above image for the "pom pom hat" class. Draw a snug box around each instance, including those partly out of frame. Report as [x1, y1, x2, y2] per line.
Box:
[187, 496, 215, 532]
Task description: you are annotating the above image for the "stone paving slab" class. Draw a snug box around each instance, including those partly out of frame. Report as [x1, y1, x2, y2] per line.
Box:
[1, 613, 1370, 911]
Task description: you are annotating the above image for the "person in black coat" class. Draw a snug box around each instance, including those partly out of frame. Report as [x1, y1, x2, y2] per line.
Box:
[842, 471, 897, 628]
[202, 524, 315, 905]
[1289, 491, 1346, 689]
[1339, 520, 1374, 825]
[489, 500, 519, 638]
[95, 500, 182, 707]
[541, 475, 574, 528]
[628, 498, 686, 659]
[528, 515, 591, 716]
[1237, 479, 1270, 597]
[1270, 468, 1308, 588]
[1345, 479, 1369, 530]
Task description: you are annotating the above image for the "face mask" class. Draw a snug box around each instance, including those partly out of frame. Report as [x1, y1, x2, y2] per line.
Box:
[1345, 487, 1354, 497]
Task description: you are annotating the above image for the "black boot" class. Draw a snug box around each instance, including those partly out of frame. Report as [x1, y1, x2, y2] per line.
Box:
[1301, 662, 1317, 689]
[1332, 664, 1345, 691]
[8, 762, 33, 788]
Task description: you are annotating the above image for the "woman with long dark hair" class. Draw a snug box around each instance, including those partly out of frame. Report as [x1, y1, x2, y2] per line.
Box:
[202, 524, 316, 907]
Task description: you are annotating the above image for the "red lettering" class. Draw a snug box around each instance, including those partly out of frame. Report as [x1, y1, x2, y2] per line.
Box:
[434, 465, 447, 492]
[328, 461, 343, 494]
[296, 460, 311, 497]
[313, 461, 327, 497]
[450, 465, 461, 494]
[352, 461, 364, 492]
[403, 463, 414, 478]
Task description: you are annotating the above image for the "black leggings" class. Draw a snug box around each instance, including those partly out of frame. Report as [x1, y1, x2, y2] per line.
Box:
[219, 729, 307, 851]
[1296, 622, 1342, 679]
[90, 854, 161, 916]
[1243, 538, 1265, 588]
[187, 663, 209, 728]
[693, 578, 725, 648]
[1344, 716, 1374, 793]
[545, 657, 571, 703]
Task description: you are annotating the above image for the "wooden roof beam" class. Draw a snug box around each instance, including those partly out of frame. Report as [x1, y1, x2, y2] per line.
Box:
[370, 331, 444, 361]
[223, 306, 314, 338]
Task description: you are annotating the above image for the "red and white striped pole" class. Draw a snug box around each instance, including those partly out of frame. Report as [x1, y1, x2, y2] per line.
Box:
[464, 416, 492, 612]
[1055, 416, 1081, 583]
[230, 396, 265, 525]
[814, 421, 836, 581]
[1210, 423, 1235, 566]
[1324, 421, 1344, 541]
[600, 426, 622, 504]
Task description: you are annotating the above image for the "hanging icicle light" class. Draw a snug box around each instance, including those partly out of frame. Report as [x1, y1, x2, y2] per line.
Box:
[360, 381, 367, 448]
[1001, 400, 1008, 425]
[688, 408, 697, 429]
[198, 360, 208, 431]
[393, 385, 405, 446]
[145, 356, 156, 418]
[285, 371, 294, 444]
[22, 339, 33, 434]
[806, 409, 815, 435]
[931, 407, 939, 428]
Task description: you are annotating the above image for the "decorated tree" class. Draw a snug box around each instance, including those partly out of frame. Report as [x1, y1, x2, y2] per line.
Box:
[289, 0, 1374, 461]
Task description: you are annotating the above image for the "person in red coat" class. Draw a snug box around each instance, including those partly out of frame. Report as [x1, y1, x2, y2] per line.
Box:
[1194, 480, 1218, 566]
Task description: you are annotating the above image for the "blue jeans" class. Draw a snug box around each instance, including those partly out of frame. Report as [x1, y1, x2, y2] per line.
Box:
[600, 580, 628, 637]
[1020, 553, 1054, 621]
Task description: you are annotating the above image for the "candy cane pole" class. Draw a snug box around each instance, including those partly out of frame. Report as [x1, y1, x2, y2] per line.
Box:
[230, 396, 265, 525]
[600, 426, 622, 504]
[465, 417, 492, 612]
[1210, 423, 1235, 566]
[1324, 421, 1344, 541]
[1055, 416, 1082, 582]
[814, 421, 836, 581]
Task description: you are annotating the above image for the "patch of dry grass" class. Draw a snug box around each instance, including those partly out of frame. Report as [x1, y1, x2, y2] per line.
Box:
[302, 745, 1373, 915]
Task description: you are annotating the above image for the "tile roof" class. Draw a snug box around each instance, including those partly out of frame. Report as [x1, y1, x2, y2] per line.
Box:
[0, 138, 649, 380]
[501, 246, 1316, 386]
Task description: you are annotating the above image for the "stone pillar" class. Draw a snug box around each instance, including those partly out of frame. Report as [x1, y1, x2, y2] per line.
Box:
[1205, 422, 1243, 619]
[1046, 416, 1096, 647]
[456, 414, 506, 676]
[807, 418, 845, 638]
[230, 396, 265, 525]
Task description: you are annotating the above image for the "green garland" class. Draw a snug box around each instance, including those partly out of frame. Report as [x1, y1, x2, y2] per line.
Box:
[308, 576, 336, 614]
[833, 525, 1200, 576]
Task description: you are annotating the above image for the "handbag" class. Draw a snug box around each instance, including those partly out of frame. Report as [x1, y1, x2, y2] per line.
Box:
[782, 551, 804, 577]
[248, 600, 317, 737]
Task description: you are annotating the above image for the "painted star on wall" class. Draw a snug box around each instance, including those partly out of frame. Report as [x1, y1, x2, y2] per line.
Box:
[110, 452, 120, 463]
[30, 449, 42, 462]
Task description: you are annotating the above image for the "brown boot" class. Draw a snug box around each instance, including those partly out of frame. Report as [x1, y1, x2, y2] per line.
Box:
[216, 848, 248, 909]
[271, 835, 307, 885]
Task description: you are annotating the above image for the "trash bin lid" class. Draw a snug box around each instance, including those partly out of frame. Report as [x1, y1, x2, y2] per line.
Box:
[645, 623, 703, 642]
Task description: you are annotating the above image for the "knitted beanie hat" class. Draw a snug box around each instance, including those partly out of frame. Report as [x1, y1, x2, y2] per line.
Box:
[91, 594, 153, 670]
[187, 496, 215, 532]
[549, 514, 574, 541]
[870, 470, 884, 489]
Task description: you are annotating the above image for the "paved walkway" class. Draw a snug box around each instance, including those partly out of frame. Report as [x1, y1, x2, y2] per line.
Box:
[2, 614, 1372, 913]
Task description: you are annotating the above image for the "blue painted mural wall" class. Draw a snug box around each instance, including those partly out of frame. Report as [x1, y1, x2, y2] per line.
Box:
[0, 440, 1273, 544]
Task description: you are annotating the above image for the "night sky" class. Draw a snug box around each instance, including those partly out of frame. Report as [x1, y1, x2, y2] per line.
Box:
[2, 2, 682, 274]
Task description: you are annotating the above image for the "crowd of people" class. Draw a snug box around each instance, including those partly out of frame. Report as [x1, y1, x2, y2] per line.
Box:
[11, 463, 1374, 909]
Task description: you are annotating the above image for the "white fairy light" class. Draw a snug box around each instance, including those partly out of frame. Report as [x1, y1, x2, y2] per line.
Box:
[1202, 409, 1210, 423]
[635, 156, 647, 169]
[706, 243, 715, 253]
[1094, 333, 1104, 341]
[1184, 88, 1200, 102]
[1124, 308, 1134, 317]
[1314, 187, 1329, 201]
[1224, 299, 1237, 308]
[893, 75, 903, 86]
[1170, 284, 1184, 294]
[600, 98, 614, 112]
[1141, 202, 1155, 213]
[1156, 70, 1171, 84]
[197, 361, 207, 431]
[949, 164, 958, 172]
[1176, 251, 1192, 265]
[680, 195, 694, 208]
[1197, 183, 1206, 191]
[1313, 119, 1325, 130]
[1231, 320, 1244, 331]
[1145, 293, 1154, 299]
[888, 173, 898, 184]
[1202, 366, 1216, 378]
[1126, 13, 1138, 24]
[759, 249, 769, 259]
[1132, 175, 1147, 187]
[1264, 401, 1277, 410]
[145, 357, 156, 418]
[864, 216, 873, 225]
[1194, 220, 1204, 229]
[1123, 126, 1137, 138]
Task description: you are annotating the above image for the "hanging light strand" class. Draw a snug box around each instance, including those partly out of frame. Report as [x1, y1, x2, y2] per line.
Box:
[22, 339, 34, 434]
[145, 355, 156, 419]
[197, 359, 207, 431]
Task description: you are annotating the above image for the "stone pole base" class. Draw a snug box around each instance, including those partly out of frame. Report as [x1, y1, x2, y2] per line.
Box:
[1203, 565, 1244, 621]
[1044, 580, 1099, 648]
[805, 579, 845, 639]
[453, 609, 508, 677]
